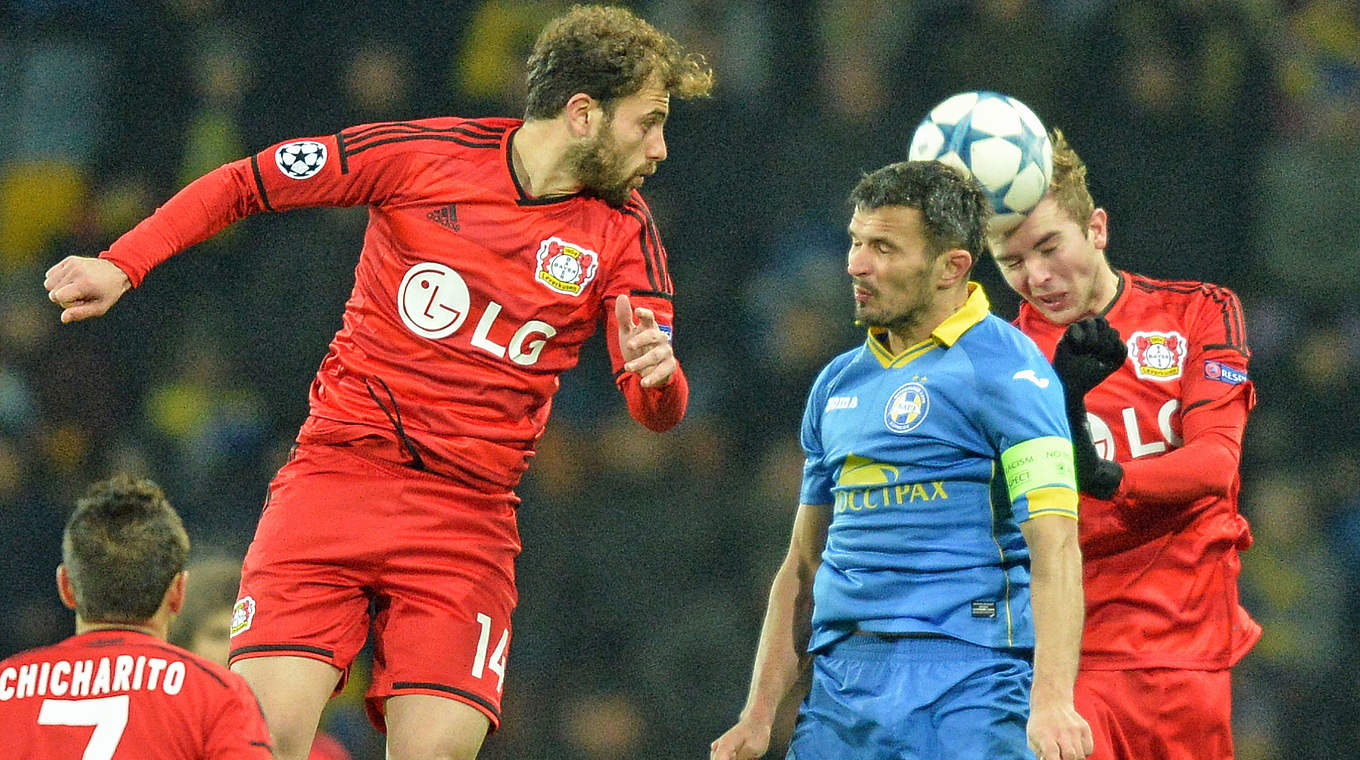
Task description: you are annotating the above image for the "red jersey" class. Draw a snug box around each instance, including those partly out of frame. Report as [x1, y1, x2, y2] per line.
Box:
[102, 117, 687, 489]
[0, 629, 272, 759]
[1016, 271, 1260, 670]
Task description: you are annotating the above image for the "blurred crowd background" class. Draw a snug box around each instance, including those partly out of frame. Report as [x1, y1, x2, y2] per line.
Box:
[0, 0, 1355, 757]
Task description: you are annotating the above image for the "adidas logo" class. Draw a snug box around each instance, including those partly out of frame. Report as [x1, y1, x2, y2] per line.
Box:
[427, 204, 460, 231]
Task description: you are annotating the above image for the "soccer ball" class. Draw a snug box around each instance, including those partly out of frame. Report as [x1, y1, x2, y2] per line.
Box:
[907, 91, 1053, 234]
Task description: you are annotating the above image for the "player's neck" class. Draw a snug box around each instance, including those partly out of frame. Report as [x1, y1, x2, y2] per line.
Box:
[512, 119, 583, 199]
[884, 288, 968, 354]
[1089, 262, 1121, 317]
[75, 617, 167, 640]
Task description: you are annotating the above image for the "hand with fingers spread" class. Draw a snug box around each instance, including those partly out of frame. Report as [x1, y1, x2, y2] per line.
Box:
[44, 256, 132, 324]
[1052, 317, 1126, 406]
[615, 294, 675, 388]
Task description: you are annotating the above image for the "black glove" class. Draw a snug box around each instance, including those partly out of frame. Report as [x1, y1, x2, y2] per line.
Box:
[1051, 317, 1126, 499]
[1052, 317, 1126, 411]
[1069, 408, 1124, 499]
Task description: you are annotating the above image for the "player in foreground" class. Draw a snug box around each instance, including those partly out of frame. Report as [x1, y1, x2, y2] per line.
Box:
[993, 130, 1259, 759]
[0, 476, 272, 759]
[43, 5, 712, 759]
[711, 161, 1092, 760]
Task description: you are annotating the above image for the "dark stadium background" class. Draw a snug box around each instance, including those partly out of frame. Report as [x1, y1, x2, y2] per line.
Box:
[0, 1, 1354, 757]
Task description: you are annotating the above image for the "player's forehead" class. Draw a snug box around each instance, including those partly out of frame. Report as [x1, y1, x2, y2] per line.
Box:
[996, 197, 1072, 256]
[611, 77, 670, 120]
[848, 204, 925, 241]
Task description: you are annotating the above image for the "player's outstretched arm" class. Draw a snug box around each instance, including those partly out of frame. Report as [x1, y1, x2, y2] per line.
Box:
[711, 504, 828, 760]
[44, 256, 132, 323]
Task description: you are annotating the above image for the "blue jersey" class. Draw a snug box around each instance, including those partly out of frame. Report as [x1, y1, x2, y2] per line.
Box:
[800, 284, 1076, 652]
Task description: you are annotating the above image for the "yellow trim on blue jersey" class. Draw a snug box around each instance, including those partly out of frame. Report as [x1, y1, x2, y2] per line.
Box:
[867, 333, 937, 368]
[931, 282, 991, 347]
[864, 283, 991, 368]
[1023, 486, 1079, 520]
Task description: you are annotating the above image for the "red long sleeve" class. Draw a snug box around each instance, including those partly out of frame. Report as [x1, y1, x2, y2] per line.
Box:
[101, 158, 265, 287]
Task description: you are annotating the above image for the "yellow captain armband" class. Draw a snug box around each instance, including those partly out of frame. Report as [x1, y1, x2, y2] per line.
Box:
[1000, 436, 1079, 519]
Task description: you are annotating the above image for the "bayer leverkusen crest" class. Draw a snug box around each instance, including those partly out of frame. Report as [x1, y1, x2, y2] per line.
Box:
[1127, 331, 1185, 381]
[535, 237, 598, 296]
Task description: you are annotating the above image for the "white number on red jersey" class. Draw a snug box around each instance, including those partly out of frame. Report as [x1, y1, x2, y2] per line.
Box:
[37, 695, 129, 760]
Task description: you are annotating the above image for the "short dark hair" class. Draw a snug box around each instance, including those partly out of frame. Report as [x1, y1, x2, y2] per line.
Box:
[849, 160, 992, 267]
[524, 4, 713, 119]
[62, 476, 190, 624]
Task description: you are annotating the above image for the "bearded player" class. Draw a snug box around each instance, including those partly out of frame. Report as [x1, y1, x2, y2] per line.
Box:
[42, 6, 712, 759]
[992, 130, 1259, 760]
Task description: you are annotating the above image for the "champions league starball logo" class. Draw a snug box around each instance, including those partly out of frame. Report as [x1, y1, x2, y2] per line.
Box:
[275, 140, 328, 180]
[884, 382, 930, 434]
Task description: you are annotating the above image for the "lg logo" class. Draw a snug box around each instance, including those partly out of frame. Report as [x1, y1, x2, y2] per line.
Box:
[397, 263, 557, 366]
[1087, 399, 1183, 460]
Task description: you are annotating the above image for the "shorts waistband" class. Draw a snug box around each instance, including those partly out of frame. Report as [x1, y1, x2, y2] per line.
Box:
[828, 632, 1029, 662]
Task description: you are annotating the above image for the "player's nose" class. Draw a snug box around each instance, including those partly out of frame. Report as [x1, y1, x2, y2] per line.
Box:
[646, 129, 667, 162]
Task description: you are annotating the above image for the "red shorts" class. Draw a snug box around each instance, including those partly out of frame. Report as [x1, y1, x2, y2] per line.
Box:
[228, 441, 521, 731]
[1075, 668, 1234, 760]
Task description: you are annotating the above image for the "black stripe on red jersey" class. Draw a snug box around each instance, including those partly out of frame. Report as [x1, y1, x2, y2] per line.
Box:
[229, 643, 335, 659]
[392, 681, 501, 720]
[620, 202, 670, 295]
[1129, 275, 1248, 353]
[335, 122, 503, 174]
[343, 124, 503, 150]
[249, 155, 276, 212]
[631, 199, 672, 292]
[343, 120, 507, 143]
[629, 288, 673, 301]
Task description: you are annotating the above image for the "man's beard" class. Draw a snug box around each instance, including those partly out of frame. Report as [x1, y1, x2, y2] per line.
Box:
[566, 128, 636, 207]
[853, 285, 931, 334]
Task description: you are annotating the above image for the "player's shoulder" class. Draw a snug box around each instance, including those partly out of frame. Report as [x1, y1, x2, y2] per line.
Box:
[335, 116, 519, 160]
[1125, 271, 1242, 309]
[811, 342, 870, 391]
[959, 313, 1047, 363]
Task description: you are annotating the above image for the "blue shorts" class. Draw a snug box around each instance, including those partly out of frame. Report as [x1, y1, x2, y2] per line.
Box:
[788, 634, 1034, 760]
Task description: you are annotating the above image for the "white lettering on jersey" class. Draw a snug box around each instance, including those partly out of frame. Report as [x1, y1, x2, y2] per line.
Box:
[1088, 399, 1182, 462]
[0, 657, 192, 701]
[398, 262, 558, 366]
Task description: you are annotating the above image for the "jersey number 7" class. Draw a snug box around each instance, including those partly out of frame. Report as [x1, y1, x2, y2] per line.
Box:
[38, 694, 130, 760]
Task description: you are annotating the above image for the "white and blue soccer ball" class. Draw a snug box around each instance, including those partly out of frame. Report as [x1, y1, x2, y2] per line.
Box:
[908, 91, 1053, 234]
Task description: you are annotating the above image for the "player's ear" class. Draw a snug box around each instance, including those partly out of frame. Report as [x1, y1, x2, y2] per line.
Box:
[565, 92, 599, 139]
[938, 248, 972, 288]
[56, 565, 77, 611]
[165, 571, 188, 615]
[1087, 207, 1109, 252]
